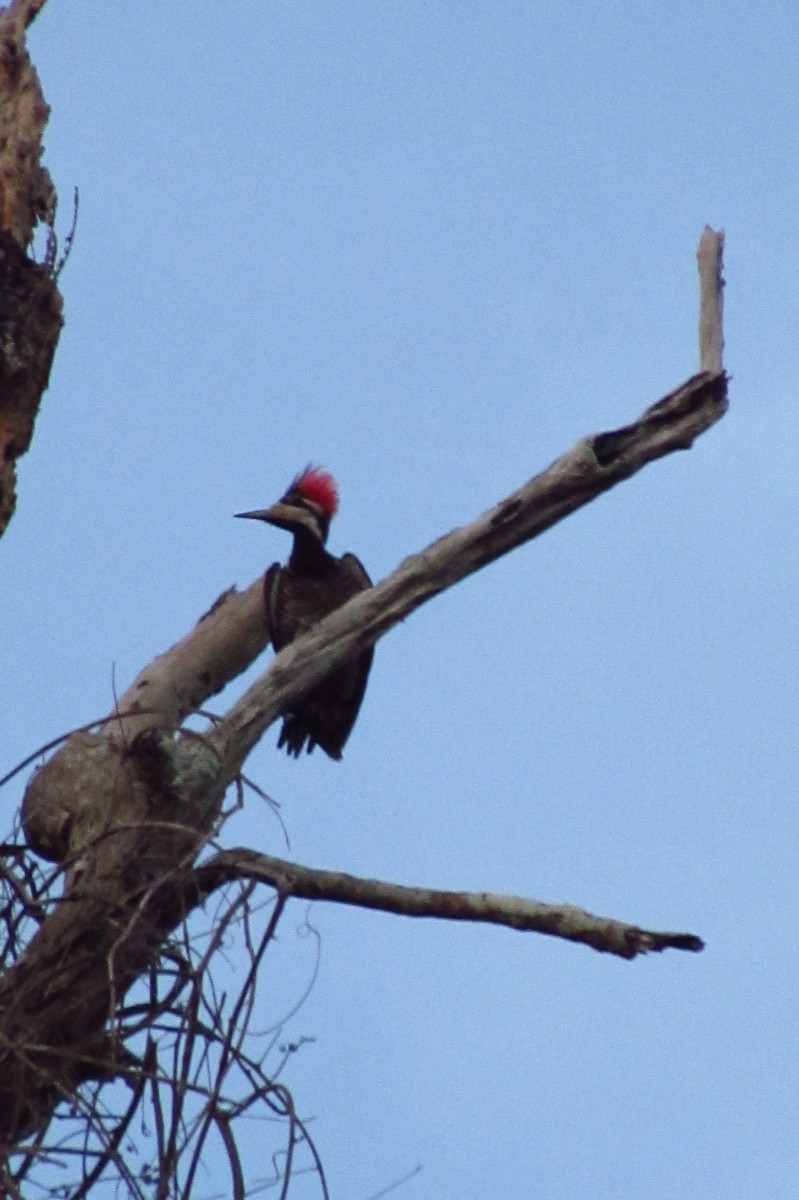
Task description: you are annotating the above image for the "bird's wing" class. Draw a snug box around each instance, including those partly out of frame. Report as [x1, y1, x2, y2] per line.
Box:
[331, 552, 375, 749]
[339, 552, 373, 591]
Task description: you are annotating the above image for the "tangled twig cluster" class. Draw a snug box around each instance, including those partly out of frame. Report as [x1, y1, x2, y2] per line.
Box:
[0, 827, 327, 1200]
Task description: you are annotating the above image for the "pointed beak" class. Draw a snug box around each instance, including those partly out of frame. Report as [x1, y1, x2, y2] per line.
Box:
[236, 504, 279, 523]
[235, 501, 298, 530]
[235, 507, 272, 522]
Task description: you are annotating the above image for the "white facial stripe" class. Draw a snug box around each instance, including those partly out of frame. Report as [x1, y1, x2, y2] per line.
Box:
[295, 500, 325, 539]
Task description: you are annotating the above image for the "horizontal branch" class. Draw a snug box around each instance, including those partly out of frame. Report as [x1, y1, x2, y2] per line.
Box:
[193, 849, 704, 960]
[209, 369, 727, 774]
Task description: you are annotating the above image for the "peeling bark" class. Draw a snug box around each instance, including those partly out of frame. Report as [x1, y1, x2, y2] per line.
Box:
[0, 0, 62, 538]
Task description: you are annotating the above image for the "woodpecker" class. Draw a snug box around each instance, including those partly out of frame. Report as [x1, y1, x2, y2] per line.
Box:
[236, 466, 373, 760]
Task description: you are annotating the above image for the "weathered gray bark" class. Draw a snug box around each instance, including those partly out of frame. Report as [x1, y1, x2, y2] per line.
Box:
[697, 225, 725, 373]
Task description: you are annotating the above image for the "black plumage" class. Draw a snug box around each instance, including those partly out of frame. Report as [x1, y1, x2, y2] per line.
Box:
[236, 467, 373, 760]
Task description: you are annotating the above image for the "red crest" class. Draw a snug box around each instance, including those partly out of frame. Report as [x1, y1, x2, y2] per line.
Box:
[293, 466, 339, 519]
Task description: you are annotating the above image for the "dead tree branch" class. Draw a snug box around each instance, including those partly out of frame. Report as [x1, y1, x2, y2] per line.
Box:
[192, 849, 704, 959]
[697, 225, 725, 373]
[209, 368, 727, 776]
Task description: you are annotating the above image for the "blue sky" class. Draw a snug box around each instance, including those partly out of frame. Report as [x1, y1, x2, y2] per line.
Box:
[3, 2, 799, 1196]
